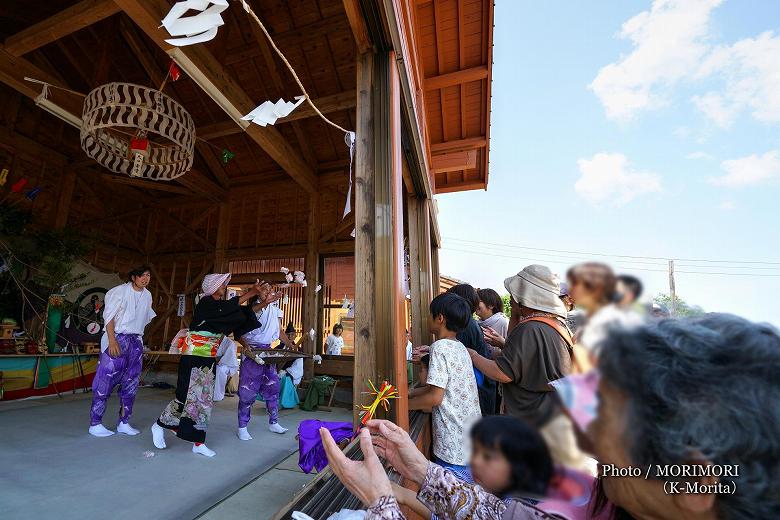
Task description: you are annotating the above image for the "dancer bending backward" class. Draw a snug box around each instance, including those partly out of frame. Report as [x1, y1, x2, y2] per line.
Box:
[151, 274, 270, 457]
[236, 293, 296, 440]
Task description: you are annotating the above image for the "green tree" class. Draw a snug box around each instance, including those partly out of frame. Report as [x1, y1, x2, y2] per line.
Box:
[653, 293, 705, 318]
[502, 293, 511, 317]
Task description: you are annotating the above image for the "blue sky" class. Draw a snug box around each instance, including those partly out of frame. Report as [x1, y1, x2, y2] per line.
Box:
[435, 0, 780, 326]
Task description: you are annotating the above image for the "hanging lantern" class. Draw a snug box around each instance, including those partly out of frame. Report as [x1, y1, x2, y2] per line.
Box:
[80, 82, 195, 181]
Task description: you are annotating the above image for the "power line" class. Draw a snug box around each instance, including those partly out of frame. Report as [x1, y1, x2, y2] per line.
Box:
[441, 247, 780, 278]
[443, 236, 780, 266]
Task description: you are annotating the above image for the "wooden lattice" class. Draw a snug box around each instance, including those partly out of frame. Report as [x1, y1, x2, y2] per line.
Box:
[80, 82, 195, 181]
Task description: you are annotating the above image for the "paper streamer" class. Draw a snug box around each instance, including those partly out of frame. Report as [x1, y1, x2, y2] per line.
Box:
[177, 294, 186, 317]
[343, 131, 356, 218]
[161, 0, 229, 47]
[315, 284, 322, 293]
[242, 96, 305, 126]
[358, 380, 399, 426]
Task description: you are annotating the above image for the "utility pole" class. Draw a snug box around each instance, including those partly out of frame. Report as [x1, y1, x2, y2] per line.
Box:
[668, 260, 676, 317]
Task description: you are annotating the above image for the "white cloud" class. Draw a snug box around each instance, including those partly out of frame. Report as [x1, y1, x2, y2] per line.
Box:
[575, 153, 662, 205]
[590, 0, 723, 121]
[709, 151, 780, 187]
[718, 200, 736, 210]
[694, 31, 780, 126]
[686, 151, 713, 160]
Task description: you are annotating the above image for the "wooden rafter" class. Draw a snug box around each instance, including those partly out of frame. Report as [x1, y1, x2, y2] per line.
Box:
[430, 136, 486, 154]
[3, 0, 121, 57]
[424, 66, 488, 91]
[113, 0, 318, 193]
[101, 174, 194, 195]
[342, 0, 372, 53]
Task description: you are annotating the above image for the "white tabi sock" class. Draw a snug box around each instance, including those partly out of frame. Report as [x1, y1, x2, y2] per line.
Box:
[269, 423, 288, 434]
[151, 422, 167, 449]
[89, 424, 115, 437]
[237, 427, 253, 441]
[117, 422, 140, 435]
[192, 443, 216, 457]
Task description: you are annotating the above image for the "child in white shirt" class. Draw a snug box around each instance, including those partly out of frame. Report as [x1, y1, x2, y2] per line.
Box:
[408, 293, 482, 476]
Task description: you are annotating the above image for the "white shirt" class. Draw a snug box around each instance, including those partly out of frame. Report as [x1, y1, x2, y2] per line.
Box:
[426, 338, 482, 466]
[286, 358, 304, 385]
[405, 340, 413, 361]
[478, 312, 509, 339]
[217, 337, 239, 369]
[100, 282, 156, 352]
[246, 302, 283, 346]
[578, 304, 643, 355]
[325, 334, 344, 355]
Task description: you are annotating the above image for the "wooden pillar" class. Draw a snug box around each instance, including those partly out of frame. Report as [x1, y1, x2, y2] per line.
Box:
[407, 197, 434, 347]
[214, 203, 230, 272]
[303, 196, 320, 380]
[52, 167, 76, 229]
[431, 246, 441, 296]
[354, 51, 409, 429]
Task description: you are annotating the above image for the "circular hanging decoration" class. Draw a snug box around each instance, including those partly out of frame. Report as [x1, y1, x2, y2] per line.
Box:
[80, 82, 195, 181]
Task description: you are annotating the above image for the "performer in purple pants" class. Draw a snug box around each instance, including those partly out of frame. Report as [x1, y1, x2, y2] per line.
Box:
[89, 266, 155, 438]
[90, 333, 144, 428]
[237, 352, 280, 428]
[236, 296, 295, 440]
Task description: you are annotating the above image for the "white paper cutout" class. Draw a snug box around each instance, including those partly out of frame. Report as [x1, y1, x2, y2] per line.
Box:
[280, 267, 290, 275]
[242, 96, 305, 126]
[343, 131, 356, 218]
[283, 293, 289, 305]
[300, 280, 307, 288]
[312, 354, 323, 364]
[285, 273, 293, 283]
[341, 297, 350, 309]
[315, 284, 322, 293]
[293, 270, 305, 284]
[308, 328, 316, 341]
[161, 0, 229, 47]
[350, 228, 355, 238]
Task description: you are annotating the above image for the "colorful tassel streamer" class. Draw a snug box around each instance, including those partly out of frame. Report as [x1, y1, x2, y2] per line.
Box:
[220, 148, 235, 163]
[358, 379, 399, 426]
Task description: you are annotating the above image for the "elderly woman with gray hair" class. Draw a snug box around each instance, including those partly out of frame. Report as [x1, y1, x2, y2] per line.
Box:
[319, 313, 780, 520]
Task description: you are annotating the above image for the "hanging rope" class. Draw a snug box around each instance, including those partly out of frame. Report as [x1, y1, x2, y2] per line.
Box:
[236, 0, 353, 135]
[23, 77, 86, 98]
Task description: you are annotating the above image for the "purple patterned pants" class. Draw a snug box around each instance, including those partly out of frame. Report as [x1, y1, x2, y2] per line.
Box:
[238, 356, 280, 427]
[89, 334, 143, 426]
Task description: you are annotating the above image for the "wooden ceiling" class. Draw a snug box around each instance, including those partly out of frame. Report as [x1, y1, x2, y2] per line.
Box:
[0, 0, 494, 203]
[0, 0, 357, 200]
[413, 0, 493, 194]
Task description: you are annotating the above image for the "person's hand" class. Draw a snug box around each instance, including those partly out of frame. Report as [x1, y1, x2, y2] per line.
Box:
[412, 345, 429, 362]
[263, 290, 282, 306]
[108, 338, 120, 358]
[321, 426, 393, 506]
[366, 419, 429, 484]
[390, 482, 417, 506]
[482, 326, 505, 348]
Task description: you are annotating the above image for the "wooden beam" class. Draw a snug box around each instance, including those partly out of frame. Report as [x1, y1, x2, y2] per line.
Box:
[424, 66, 488, 91]
[118, 17, 165, 86]
[0, 126, 68, 168]
[214, 203, 231, 271]
[354, 51, 408, 429]
[0, 46, 83, 121]
[319, 213, 355, 244]
[433, 180, 486, 194]
[343, 0, 373, 53]
[147, 260, 213, 337]
[195, 142, 231, 188]
[197, 120, 240, 141]
[303, 197, 321, 380]
[113, 0, 318, 193]
[177, 169, 228, 201]
[101, 174, 194, 195]
[430, 136, 486, 154]
[156, 209, 215, 253]
[429, 150, 477, 174]
[407, 197, 434, 348]
[53, 168, 77, 229]
[3, 0, 121, 56]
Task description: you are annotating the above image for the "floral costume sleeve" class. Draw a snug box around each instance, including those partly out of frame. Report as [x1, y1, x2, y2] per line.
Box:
[417, 463, 506, 520]
[365, 496, 406, 520]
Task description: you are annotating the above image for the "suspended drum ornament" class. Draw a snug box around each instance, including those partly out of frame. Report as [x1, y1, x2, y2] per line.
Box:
[80, 82, 195, 181]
